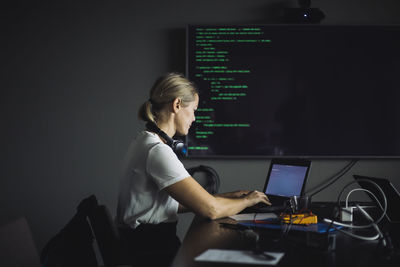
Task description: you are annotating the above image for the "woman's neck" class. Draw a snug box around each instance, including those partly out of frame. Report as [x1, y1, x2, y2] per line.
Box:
[156, 120, 175, 138]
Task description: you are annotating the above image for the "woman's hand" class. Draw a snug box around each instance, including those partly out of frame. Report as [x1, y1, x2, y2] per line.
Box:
[243, 190, 271, 207]
[166, 177, 271, 220]
[230, 190, 251, 198]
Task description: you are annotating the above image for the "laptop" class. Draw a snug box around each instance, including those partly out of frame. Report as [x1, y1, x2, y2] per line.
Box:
[242, 159, 311, 213]
[353, 175, 400, 224]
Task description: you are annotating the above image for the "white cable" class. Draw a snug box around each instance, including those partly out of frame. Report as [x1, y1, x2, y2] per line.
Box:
[323, 180, 388, 243]
[324, 188, 387, 229]
[355, 204, 386, 246]
[345, 188, 385, 212]
[337, 179, 387, 212]
[345, 188, 373, 208]
[328, 180, 387, 229]
[323, 207, 381, 241]
[327, 222, 380, 241]
[323, 218, 376, 229]
[324, 204, 385, 242]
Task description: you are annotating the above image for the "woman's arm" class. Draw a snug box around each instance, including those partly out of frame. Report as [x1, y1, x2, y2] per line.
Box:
[178, 203, 189, 213]
[214, 190, 251, 198]
[165, 177, 270, 220]
[177, 190, 251, 213]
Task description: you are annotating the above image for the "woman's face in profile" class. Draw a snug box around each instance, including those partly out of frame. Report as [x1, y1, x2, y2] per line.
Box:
[175, 94, 199, 136]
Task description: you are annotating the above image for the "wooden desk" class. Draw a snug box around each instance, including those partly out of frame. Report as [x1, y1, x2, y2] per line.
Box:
[171, 207, 399, 267]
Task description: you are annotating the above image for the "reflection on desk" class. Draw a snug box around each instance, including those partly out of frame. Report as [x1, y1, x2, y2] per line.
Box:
[195, 248, 284, 265]
[171, 203, 400, 267]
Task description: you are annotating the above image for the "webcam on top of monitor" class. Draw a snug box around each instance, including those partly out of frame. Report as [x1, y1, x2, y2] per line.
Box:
[284, 0, 325, 23]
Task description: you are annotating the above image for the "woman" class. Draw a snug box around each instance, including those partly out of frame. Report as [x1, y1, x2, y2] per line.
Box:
[116, 72, 270, 266]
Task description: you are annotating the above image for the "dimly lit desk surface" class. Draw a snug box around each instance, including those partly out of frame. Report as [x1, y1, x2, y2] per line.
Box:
[171, 203, 400, 267]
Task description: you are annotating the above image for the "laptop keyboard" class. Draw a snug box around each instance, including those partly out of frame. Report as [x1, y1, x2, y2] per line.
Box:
[241, 202, 287, 214]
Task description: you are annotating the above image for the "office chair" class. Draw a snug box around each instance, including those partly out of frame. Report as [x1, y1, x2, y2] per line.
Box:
[87, 200, 129, 267]
[187, 165, 220, 194]
[87, 196, 179, 267]
[87, 195, 153, 267]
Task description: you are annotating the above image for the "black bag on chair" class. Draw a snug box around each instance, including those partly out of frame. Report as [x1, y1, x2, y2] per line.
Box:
[40, 196, 98, 267]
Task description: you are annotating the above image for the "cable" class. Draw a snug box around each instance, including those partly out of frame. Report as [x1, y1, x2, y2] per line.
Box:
[251, 203, 293, 243]
[273, 203, 293, 240]
[345, 188, 373, 208]
[325, 204, 384, 242]
[322, 179, 388, 243]
[335, 179, 387, 228]
[345, 188, 384, 211]
[328, 224, 380, 241]
[324, 180, 387, 229]
[355, 203, 386, 246]
[308, 159, 358, 197]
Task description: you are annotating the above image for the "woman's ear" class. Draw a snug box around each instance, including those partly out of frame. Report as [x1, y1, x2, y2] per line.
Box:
[172, 98, 182, 113]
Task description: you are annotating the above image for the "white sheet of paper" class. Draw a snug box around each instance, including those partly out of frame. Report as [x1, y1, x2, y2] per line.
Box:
[195, 249, 284, 265]
[229, 213, 278, 221]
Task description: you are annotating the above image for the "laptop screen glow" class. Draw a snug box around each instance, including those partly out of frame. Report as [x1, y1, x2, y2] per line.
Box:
[265, 164, 309, 197]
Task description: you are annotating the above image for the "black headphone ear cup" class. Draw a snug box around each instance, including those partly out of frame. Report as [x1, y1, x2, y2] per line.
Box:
[171, 140, 187, 157]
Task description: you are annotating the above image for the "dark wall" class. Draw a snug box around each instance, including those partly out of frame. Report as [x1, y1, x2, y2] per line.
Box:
[1, 0, 400, 250]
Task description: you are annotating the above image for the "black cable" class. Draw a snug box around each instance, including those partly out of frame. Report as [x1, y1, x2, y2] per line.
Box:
[281, 205, 294, 238]
[308, 159, 358, 197]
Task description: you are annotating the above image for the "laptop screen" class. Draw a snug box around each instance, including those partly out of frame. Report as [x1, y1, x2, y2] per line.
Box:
[264, 161, 310, 197]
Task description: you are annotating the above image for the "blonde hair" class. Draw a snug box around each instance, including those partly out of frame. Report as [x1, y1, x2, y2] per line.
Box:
[138, 72, 198, 124]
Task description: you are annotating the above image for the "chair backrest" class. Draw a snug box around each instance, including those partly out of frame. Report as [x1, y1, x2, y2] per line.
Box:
[0, 217, 41, 267]
[187, 165, 220, 194]
[88, 203, 122, 267]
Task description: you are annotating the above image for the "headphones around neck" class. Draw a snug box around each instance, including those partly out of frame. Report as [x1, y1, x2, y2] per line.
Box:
[145, 122, 188, 157]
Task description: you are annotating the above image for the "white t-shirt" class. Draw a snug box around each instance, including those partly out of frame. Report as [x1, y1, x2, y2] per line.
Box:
[116, 131, 190, 229]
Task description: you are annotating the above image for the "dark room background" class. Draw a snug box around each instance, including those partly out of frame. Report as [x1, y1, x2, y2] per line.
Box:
[1, 0, 400, 252]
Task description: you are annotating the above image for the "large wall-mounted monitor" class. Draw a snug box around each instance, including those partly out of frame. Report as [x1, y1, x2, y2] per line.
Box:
[185, 25, 400, 158]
